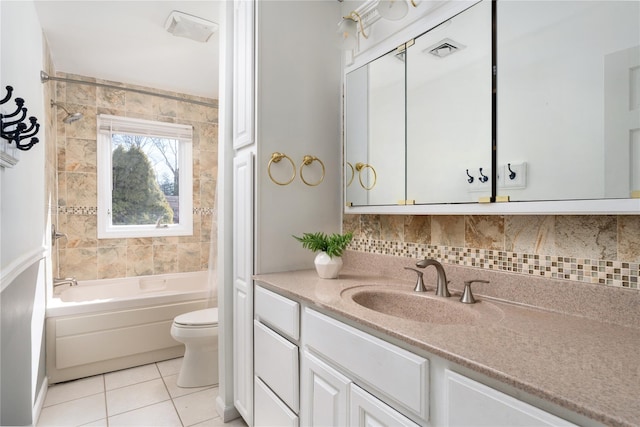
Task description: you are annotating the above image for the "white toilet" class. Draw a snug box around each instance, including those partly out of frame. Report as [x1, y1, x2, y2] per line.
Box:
[170, 307, 219, 388]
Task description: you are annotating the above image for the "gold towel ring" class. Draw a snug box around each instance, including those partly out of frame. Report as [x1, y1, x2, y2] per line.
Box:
[300, 155, 325, 187]
[268, 152, 295, 186]
[355, 162, 377, 190]
[346, 162, 355, 187]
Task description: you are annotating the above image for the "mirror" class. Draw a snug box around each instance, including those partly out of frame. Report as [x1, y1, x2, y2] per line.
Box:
[497, 0, 639, 202]
[345, 49, 405, 206]
[406, 0, 492, 204]
[344, 0, 492, 207]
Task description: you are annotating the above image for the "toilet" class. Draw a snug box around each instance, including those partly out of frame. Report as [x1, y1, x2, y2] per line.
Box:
[170, 307, 219, 388]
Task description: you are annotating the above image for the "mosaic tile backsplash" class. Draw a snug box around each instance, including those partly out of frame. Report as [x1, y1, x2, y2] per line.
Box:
[54, 73, 218, 280]
[343, 214, 640, 289]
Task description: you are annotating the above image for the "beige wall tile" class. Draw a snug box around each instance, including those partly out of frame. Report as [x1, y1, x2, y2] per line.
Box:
[465, 215, 505, 251]
[65, 138, 97, 173]
[127, 245, 153, 277]
[404, 215, 430, 244]
[65, 172, 97, 206]
[60, 248, 97, 280]
[555, 215, 617, 260]
[153, 245, 178, 275]
[618, 216, 640, 262]
[361, 215, 381, 240]
[98, 247, 127, 279]
[505, 215, 555, 255]
[343, 214, 360, 238]
[380, 215, 405, 241]
[56, 75, 217, 279]
[178, 243, 201, 272]
[432, 216, 465, 247]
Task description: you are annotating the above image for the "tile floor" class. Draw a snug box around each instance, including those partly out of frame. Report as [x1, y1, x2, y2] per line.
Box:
[37, 357, 247, 427]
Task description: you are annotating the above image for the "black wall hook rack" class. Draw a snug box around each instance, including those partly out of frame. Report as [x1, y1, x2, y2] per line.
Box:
[1, 86, 41, 151]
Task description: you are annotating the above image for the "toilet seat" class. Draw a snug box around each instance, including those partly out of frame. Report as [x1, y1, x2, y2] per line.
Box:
[173, 308, 218, 328]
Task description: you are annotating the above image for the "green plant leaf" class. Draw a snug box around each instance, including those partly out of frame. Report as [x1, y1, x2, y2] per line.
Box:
[293, 232, 353, 258]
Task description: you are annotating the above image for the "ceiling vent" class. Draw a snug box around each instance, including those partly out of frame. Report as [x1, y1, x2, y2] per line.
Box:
[425, 38, 466, 59]
[165, 11, 218, 43]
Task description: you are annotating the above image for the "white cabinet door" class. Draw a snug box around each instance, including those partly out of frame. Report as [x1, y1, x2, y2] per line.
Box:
[233, 0, 254, 149]
[255, 377, 298, 427]
[301, 350, 350, 427]
[349, 384, 421, 427]
[444, 370, 577, 427]
[233, 151, 254, 424]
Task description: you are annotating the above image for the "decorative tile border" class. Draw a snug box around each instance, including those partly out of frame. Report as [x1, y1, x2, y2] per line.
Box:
[58, 206, 215, 215]
[348, 238, 639, 289]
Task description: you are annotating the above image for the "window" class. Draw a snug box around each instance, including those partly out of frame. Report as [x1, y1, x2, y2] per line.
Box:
[97, 115, 193, 238]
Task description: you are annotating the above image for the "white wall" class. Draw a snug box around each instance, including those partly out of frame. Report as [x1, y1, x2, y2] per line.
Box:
[0, 1, 48, 424]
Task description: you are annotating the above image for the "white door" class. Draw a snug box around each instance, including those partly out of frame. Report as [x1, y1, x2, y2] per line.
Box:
[604, 45, 640, 197]
[301, 350, 350, 427]
[349, 384, 420, 427]
[233, 151, 254, 424]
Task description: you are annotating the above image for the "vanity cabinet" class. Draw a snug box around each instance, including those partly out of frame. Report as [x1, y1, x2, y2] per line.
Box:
[302, 307, 428, 426]
[254, 285, 300, 426]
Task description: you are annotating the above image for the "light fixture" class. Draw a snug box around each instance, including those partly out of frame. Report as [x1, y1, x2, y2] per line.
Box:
[376, 0, 408, 21]
[337, 11, 368, 51]
[165, 10, 218, 43]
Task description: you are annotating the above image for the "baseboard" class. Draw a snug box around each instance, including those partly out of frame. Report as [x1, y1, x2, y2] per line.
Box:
[33, 377, 49, 425]
[216, 396, 241, 423]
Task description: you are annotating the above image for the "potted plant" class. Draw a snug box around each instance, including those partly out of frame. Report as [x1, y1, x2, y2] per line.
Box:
[293, 231, 353, 279]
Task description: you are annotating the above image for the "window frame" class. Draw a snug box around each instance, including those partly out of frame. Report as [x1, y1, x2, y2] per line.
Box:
[97, 114, 193, 239]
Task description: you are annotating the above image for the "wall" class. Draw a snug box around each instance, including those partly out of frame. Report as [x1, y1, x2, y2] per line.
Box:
[54, 75, 218, 280]
[0, 1, 49, 424]
[344, 214, 640, 290]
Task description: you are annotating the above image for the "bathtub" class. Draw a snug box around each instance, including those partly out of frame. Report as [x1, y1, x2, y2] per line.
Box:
[46, 271, 214, 384]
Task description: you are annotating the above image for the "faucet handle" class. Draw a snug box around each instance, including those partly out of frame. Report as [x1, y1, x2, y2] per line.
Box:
[460, 280, 489, 304]
[404, 267, 426, 292]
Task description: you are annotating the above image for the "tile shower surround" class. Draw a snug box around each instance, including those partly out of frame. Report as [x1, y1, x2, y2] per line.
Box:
[343, 214, 640, 290]
[54, 73, 218, 280]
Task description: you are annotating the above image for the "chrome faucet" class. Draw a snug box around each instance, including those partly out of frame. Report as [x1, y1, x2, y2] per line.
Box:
[416, 258, 450, 297]
[53, 277, 78, 288]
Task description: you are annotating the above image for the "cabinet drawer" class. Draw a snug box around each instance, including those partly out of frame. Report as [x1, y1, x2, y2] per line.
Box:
[255, 284, 300, 340]
[304, 308, 429, 419]
[255, 377, 299, 427]
[444, 370, 577, 426]
[254, 320, 299, 412]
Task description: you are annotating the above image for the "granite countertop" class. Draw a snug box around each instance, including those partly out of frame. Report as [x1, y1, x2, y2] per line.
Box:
[253, 268, 640, 427]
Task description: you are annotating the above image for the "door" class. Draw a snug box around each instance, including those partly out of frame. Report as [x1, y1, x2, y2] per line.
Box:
[233, 151, 254, 424]
[301, 350, 350, 426]
[349, 384, 420, 427]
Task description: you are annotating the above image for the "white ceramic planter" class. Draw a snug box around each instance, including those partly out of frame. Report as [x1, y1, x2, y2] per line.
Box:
[314, 252, 343, 279]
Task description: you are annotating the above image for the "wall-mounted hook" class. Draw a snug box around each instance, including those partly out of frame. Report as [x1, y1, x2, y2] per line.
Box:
[479, 168, 489, 183]
[507, 163, 516, 180]
[465, 169, 474, 184]
[1, 86, 40, 151]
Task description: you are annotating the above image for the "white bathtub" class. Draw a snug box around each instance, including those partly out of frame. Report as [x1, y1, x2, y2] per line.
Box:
[46, 271, 215, 383]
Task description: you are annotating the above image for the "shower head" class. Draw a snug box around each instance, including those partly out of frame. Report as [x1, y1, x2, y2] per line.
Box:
[50, 101, 83, 124]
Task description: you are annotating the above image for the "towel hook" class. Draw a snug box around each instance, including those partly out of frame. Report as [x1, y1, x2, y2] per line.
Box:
[507, 163, 516, 180]
[465, 169, 474, 184]
[479, 167, 489, 183]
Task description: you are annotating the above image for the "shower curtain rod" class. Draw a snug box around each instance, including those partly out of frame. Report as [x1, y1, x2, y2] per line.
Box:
[40, 71, 217, 108]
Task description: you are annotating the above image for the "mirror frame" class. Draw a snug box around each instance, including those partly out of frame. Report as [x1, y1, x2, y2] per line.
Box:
[342, 0, 640, 215]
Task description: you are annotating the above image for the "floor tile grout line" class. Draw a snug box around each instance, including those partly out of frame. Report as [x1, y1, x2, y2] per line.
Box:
[106, 397, 174, 421]
[157, 362, 186, 427]
[103, 374, 110, 427]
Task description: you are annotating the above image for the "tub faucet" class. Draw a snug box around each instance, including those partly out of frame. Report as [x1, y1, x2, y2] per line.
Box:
[53, 277, 77, 288]
[416, 258, 450, 297]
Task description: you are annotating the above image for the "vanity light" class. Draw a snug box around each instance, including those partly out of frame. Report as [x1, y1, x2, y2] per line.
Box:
[337, 11, 368, 50]
[376, 0, 409, 21]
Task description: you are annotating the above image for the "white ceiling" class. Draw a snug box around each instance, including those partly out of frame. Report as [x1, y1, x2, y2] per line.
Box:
[34, 1, 220, 99]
